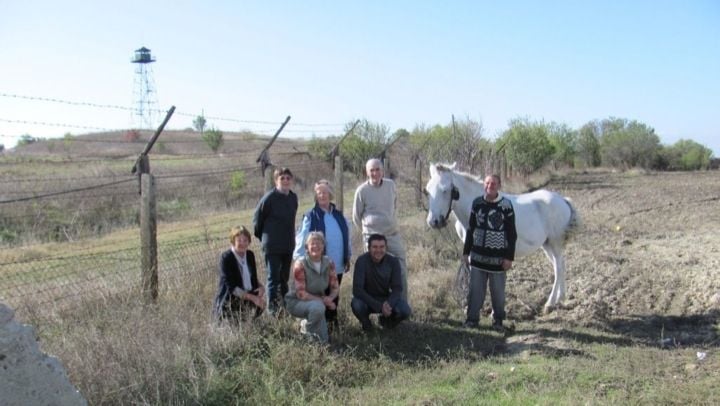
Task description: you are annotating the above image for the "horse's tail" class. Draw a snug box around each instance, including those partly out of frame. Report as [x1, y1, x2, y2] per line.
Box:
[563, 197, 581, 241]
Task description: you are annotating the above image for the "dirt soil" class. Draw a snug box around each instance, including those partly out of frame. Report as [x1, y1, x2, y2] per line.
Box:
[500, 169, 720, 348]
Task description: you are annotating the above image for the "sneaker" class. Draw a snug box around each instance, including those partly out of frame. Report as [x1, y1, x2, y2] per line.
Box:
[463, 320, 479, 328]
[299, 319, 308, 334]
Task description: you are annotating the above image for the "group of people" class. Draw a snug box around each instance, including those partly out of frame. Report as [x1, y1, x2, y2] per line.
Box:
[212, 159, 412, 343]
[212, 158, 517, 343]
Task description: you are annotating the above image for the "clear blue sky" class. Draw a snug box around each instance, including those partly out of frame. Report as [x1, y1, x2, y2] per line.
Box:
[2, 1, 719, 156]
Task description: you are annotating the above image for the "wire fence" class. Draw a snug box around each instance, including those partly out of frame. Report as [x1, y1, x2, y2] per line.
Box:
[0, 235, 228, 318]
[0, 141, 342, 322]
[0, 92, 509, 325]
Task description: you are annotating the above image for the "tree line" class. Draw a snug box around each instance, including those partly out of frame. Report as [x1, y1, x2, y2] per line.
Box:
[306, 116, 715, 175]
[9, 113, 711, 174]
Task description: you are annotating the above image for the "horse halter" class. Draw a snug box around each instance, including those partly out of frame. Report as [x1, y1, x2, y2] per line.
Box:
[442, 186, 460, 224]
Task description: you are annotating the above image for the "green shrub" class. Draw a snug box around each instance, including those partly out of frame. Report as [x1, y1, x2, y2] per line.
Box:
[500, 118, 555, 175]
[661, 139, 713, 170]
[202, 128, 224, 153]
[0, 227, 17, 244]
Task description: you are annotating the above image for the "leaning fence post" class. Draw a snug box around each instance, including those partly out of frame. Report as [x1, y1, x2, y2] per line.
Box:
[502, 152, 508, 180]
[415, 158, 423, 208]
[140, 173, 158, 303]
[264, 165, 275, 191]
[334, 154, 344, 211]
[131, 106, 174, 305]
[256, 116, 292, 189]
[329, 120, 359, 212]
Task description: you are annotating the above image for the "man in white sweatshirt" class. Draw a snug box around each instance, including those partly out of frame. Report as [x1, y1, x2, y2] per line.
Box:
[352, 158, 408, 300]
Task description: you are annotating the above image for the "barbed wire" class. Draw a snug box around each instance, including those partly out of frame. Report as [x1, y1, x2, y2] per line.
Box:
[1, 130, 335, 143]
[0, 173, 135, 183]
[0, 156, 325, 187]
[0, 246, 138, 267]
[0, 118, 113, 132]
[0, 178, 135, 204]
[1, 92, 348, 128]
[0, 156, 133, 164]
[0, 152, 254, 166]
[0, 92, 136, 112]
[0, 166, 326, 208]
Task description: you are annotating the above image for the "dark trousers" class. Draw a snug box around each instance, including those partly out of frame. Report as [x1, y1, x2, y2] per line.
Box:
[325, 273, 343, 323]
[351, 296, 412, 330]
[265, 253, 291, 316]
[220, 289, 263, 322]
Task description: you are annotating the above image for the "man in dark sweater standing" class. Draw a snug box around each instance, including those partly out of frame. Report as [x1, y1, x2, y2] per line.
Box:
[253, 167, 298, 316]
[351, 234, 412, 331]
[463, 174, 517, 332]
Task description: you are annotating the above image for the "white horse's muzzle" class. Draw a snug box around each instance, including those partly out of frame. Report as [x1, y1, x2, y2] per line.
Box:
[427, 214, 449, 229]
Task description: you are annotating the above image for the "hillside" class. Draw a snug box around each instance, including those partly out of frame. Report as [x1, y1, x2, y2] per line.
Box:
[4, 129, 311, 158]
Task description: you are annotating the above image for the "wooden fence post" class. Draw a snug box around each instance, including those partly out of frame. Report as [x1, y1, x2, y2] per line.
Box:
[415, 158, 423, 208]
[140, 172, 158, 304]
[327, 120, 358, 211]
[334, 154, 344, 212]
[264, 165, 275, 191]
[502, 152, 508, 180]
[130, 106, 174, 305]
[256, 115, 292, 184]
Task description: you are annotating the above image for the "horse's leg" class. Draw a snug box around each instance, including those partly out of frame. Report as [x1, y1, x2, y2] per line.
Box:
[454, 220, 466, 242]
[553, 250, 566, 304]
[541, 239, 565, 312]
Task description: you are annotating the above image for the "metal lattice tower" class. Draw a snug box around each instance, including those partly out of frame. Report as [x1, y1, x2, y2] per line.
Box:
[131, 46, 158, 129]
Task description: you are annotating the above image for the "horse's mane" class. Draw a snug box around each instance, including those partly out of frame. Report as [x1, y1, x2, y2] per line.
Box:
[434, 163, 482, 184]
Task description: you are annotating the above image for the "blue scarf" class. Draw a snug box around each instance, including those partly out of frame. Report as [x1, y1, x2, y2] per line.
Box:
[307, 203, 350, 266]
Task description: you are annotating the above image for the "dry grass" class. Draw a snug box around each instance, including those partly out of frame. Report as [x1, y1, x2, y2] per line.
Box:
[5, 168, 720, 404]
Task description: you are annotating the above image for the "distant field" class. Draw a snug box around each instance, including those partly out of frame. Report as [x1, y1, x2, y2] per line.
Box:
[504, 169, 720, 344]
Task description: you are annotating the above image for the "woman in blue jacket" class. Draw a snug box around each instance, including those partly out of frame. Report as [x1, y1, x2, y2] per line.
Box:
[293, 180, 351, 327]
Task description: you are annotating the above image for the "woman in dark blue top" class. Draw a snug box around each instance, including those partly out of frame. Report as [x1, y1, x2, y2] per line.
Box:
[213, 226, 265, 322]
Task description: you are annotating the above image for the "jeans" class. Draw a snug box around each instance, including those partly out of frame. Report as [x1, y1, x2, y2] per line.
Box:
[351, 297, 412, 329]
[466, 268, 506, 323]
[286, 298, 329, 343]
[264, 252, 291, 315]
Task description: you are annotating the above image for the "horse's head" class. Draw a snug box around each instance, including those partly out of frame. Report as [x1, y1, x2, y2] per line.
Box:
[425, 162, 459, 229]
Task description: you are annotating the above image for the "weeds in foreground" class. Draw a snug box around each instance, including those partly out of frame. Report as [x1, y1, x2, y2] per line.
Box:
[26, 250, 719, 405]
[13, 178, 720, 404]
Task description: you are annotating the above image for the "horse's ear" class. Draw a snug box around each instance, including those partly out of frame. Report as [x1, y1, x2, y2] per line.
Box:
[429, 163, 438, 177]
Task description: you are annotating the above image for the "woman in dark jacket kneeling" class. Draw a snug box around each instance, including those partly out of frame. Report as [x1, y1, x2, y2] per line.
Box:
[213, 226, 266, 322]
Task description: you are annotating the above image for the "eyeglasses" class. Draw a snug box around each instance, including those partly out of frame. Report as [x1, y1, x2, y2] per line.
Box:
[279, 176, 292, 181]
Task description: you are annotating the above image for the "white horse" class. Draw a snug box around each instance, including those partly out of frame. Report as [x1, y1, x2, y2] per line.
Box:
[425, 162, 579, 311]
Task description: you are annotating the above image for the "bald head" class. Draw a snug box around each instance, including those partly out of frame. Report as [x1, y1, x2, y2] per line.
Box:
[365, 158, 384, 185]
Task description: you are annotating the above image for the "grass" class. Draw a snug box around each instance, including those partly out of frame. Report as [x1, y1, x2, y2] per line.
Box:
[19, 257, 717, 401]
[4, 172, 719, 404]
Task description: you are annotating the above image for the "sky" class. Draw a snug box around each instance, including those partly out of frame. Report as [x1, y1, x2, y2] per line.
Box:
[1, 1, 719, 155]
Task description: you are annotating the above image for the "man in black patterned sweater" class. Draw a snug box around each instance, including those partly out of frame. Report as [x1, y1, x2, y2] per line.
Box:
[462, 174, 517, 332]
